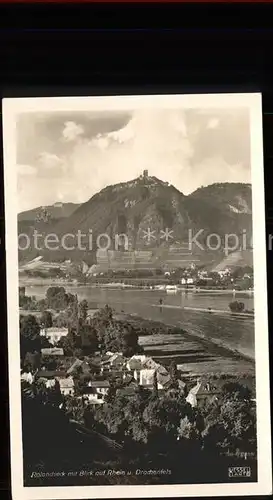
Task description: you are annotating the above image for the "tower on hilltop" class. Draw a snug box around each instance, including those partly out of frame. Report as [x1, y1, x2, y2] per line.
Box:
[143, 169, 148, 179]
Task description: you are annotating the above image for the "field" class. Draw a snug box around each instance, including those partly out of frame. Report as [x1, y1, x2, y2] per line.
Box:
[117, 313, 255, 379]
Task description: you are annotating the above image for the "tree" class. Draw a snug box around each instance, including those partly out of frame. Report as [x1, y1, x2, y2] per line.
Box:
[46, 287, 74, 311]
[57, 335, 74, 356]
[92, 307, 142, 356]
[79, 324, 98, 354]
[38, 299, 47, 312]
[41, 310, 53, 328]
[54, 311, 70, 328]
[201, 381, 256, 457]
[67, 294, 80, 332]
[222, 381, 252, 402]
[93, 304, 113, 327]
[169, 361, 179, 390]
[142, 393, 192, 444]
[20, 314, 41, 359]
[41, 355, 58, 371]
[152, 371, 158, 398]
[24, 351, 41, 372]
[177, 415, 200, 440]
[79, 300, 88, 322]
[105, 380, 118, 404]
[64, 395, 85, 423]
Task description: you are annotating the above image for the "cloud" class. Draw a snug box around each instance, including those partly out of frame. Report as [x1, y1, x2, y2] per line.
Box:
[96, 136, 109, 150]
[17, 107, 251, 211]
[181, 156, 250, 194]
[62, 121, 84, 142]
[207, 118, 219, 129]
[17, 164, 37, 176]
[106, 121, 135, 143]
[61, 109, 194, 202]
[38, 152, 65, 170]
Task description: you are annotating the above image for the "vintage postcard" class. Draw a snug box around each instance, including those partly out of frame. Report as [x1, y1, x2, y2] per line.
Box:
[2, 93, 272, 499]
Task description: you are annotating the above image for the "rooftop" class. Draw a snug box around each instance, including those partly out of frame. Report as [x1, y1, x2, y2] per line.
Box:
[101, 353, 125, 365]
[41, 348, 64, 356]
[66, 358, 91, 374]
[117, 387, 137, 397]
[189, 381, 220, 397]
[81, 386, 96, 394]
[36, 370, 66, 378]
[56, 376, 74, 388]
[40, 327, 68, 333]
[88, 380, 110, 388]
[142, 358, 168, 374]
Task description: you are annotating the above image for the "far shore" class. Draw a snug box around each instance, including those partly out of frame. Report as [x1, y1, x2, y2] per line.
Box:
[152, 303, 254, 318]
[19, 278, 254, 295]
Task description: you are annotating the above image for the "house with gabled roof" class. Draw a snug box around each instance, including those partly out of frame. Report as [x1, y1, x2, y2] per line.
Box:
[80, 388, 105, 406]
[186, 379, 220, 408]
[67, 358, 91, 376]
[126, 355, 147, 371]
[100, 352, 126, 374]
[40, 326, 68, 345]
[126, 355, 170, 387]
[56, 376, 75, 396]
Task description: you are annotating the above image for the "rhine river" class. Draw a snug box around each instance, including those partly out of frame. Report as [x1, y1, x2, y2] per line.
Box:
[25, 286, 255, 360]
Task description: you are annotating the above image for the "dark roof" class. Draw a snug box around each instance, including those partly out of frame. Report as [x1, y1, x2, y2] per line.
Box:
[36, 370, 66, 378]
[123, 374, 135, 384]
[67, 359, 83, 374]
[88, 380, 110, 388]
[117, 387, 137, 397]
[101, 353, 125, 365]
[163, 379, 186, 390]
[67, 358, 92, 374]
[81, 387, 96, 394]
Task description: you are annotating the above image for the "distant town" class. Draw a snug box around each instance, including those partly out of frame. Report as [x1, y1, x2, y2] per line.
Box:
[20, 260, 254, 291]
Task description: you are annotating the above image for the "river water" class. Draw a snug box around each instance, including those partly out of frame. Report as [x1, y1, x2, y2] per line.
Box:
[25, 286, 255, 359]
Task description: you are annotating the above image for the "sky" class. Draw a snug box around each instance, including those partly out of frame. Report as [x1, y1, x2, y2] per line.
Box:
[16, 106, 251, 212]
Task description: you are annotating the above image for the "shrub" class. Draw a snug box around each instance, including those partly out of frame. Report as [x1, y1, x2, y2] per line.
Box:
[229, 301, 245, 313]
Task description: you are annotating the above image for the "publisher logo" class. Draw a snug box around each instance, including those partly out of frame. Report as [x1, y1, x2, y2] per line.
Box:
[228, 467, 251, 478]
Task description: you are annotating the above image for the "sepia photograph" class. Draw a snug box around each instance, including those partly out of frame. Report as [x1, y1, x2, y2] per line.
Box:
[2, 93, 272, 499]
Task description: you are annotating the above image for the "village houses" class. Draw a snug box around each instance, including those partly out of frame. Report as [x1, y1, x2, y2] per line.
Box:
[40, 326, 69, 345]
[100, 352, 126, 374]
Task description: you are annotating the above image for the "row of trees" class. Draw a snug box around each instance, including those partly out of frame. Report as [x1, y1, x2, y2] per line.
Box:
[56, 303, 143, 358]
[20, 286, 79, 313]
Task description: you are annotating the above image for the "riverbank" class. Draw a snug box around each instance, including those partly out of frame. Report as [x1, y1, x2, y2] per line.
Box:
[152, 303, 254, 318]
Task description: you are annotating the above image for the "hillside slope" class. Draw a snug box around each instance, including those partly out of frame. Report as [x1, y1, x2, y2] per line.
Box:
[18, 202, 80, 222]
